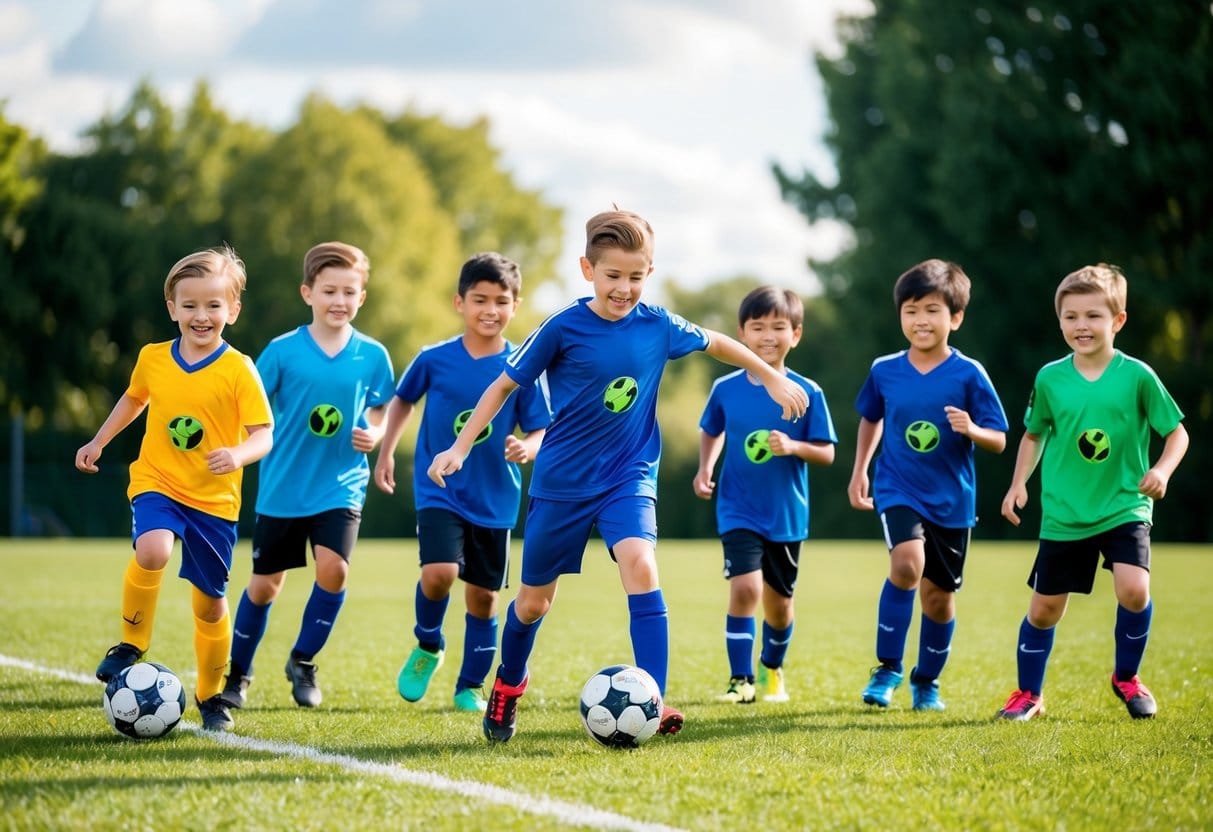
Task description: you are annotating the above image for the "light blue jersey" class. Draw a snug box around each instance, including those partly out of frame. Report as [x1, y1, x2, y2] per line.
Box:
[399, 336, 552, 528]
[255, 326, 395, 517]
[701, 369, 837, 541]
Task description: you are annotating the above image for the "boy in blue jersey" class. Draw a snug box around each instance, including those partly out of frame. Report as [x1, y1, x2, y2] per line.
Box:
[374, 253, 550, 713]
[693, 286, 837, 705]
[429, 209, 809, 743]
[847, 259, 1008, 711]
[220, 242, 394, 710]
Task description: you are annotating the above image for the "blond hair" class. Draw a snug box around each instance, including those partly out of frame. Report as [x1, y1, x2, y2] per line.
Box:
[584, 209, 654, 265]
[303, 241, 370, 287]
[1055, 263, 1127, 316]
[164, 244, 247, 302]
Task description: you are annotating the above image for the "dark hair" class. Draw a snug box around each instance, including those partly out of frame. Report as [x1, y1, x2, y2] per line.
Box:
[893, 259, 971, 313]
[458, 252, 522, 297]
[738, 286, 804, 329]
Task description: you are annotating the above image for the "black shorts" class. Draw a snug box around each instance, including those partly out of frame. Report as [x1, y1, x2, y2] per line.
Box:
[251, 509, 362, 576]
[417, 508, 510, 591]
[720, 529, 802, 598]
[1028, 522, 1151, 595]
[879, 505, 970, 593]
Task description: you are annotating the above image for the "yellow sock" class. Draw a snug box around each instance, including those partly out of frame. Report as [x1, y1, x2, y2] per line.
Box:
[192, 588, 231, 702]
[120, 558, 165, 652]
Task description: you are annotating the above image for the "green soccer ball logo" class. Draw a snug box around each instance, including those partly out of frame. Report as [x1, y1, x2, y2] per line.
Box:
[744, 429, 773, 464]
[308, 404, 343, 438]
[603, 376, 639, 414]
[453, 409, 492, 445]
[167, 416, 204, 451]
[1077, 428, 1110, 463]
[905, 420, 940, 453]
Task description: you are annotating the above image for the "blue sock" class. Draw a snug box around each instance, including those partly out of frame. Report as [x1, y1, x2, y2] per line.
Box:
[725, 615, 756, 678]
[875, 580, 915, 672]
[628, 589, 669, 695]
[292, 584, 345, 661]
[457, 613, 498, 691]
[230, 590, 270, 676]
[413, 582, 449, 653]
[1017, 617, 1055, 694]
[1114, 601, 1152, 680]
[915, 614, 955, 680]
[760, 620, 793, 670]
[498, 601, 541, 687]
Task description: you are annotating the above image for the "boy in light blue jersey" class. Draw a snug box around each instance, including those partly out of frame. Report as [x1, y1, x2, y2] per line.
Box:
[694, 286, 837, 705]
[848, 259, 1007, 711]
[221, 242, 394, 710]
[429, 209, 809, 743]
[374, 253, 550, 714]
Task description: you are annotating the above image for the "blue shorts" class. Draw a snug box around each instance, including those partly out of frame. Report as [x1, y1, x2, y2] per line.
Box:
[520, 489, 657, 586]
[131, 492, 238, 598]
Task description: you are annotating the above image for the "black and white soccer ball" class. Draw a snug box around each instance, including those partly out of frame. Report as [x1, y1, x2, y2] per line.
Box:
[102, 662, 186, 739]
[579, 664, 662, 748]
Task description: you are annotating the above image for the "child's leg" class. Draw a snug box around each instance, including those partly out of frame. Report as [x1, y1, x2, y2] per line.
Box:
[877, 539, 924, 671]
[614, 537, 669, 693]
[192, 587, 230, 702]
[292, 547, 348, 661]
[121, 529, 174, 651]
[1111, 563, 1152, 680]
[726, 573, 761, 679]
[458, 584, 499, 691]
[759, 584, 794, 671]
[498, 581, 557, 686]
[915, 580, 956, 680]
[230, 571, 284, 676]
[414, 563, 456, 652]
[1018, 591, 1068, 693]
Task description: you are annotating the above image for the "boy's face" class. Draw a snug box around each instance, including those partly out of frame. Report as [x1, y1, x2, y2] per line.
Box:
[455, 280, 518, 339]
[167, 274, 240, 352]
[899, 291, 962, 354]
[302, 266, 366, 330]
[738, 313, 801, 369]
[581, 247, 653, 322]
[1058, 292, 1125, 360]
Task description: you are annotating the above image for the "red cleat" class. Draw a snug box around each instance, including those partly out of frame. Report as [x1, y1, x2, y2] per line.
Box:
[658, 704, 684, 735]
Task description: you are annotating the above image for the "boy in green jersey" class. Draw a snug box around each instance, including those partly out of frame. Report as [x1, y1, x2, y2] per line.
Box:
[996, 264, 1188, 721]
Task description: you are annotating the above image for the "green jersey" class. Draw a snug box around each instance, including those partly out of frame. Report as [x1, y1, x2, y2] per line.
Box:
[1024, 350, 1183, 540]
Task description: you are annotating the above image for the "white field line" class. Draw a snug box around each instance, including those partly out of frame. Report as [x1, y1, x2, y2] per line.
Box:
[0, 654, 688, 832]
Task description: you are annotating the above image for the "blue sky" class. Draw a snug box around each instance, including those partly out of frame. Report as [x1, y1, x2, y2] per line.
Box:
[0, 0, 863, 305]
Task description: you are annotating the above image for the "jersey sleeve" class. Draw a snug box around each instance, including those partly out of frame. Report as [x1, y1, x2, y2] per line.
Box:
[125, 345, 153, 405]
[236, 355, 274, 428]
[805, 383, 839, 444]
[366, 344, 396, 410]
[854, 369, 884, 422]
[699, 381, 726, 436]
[254, 342, 282, 398]
[966, 362, 1009, 432]
[506, 318, 561, 388]
[395, 350, 430, 403]
[1139, 364, 1184, 436]
[1023, 369, 1053, 436]
[666, 310, 710, 359]
[516, 375, 553, 433]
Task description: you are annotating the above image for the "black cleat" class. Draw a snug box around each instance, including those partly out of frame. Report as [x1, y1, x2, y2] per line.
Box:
[284, 655, 322, 708]
[197, 695, 235, 732]
[95, 642, 143, 682]
[219, 672, 252, 709]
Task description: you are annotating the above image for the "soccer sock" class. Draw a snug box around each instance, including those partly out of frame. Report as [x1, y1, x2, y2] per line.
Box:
[1016, 617, 1055, 694]
[229, 590, 270, 676]
[457, 612, 498, 691]
[628, 589, 670, 695]
[725, 614, 756, 679]
[413, 582, 449, 653]
[191, 588, 230, 702]
[120, 557, 165, 652]
[292, 584, 345, 662]
[760, 620, 794, 671]
[1114, 600, 1152, 681]
[915, 614, 955, 680]
[875, 579, 915, 672]
[498, 601, 542, 687]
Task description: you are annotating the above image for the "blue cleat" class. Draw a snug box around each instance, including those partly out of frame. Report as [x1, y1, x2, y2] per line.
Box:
[909, 667, 946, 711]
[862, 665, 904, 707]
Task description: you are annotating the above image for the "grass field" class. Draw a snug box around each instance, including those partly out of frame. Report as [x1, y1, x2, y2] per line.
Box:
[1, 538, 1211, 831]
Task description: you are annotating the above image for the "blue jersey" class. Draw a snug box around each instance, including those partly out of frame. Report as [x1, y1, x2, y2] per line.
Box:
[700, 369, 837, 541]
[399, 336, 552, 528]
[255, 326, 395, 517]
[855, 348, 1007, 528]
[506, 299, 710, 501]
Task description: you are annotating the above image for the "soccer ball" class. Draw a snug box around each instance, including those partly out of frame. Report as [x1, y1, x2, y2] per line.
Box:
[603, 377, 639, 414]
[103, 662, 186, 739]
[167, 415, 204, 450]
[308, 404, 343, 437]
[579, 665, 662, 748]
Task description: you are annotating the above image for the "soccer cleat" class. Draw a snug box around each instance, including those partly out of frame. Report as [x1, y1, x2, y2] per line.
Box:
[1110, 673, 1157, 719]
[658, 704, 684, 735]
[483, 671, 528, 743]
[717, 676, 756, 704]
[196, 695, 235, 732]
[397, 646, 444, 703]
[757, 664, 789, 703]
[453, 685, 488, 713]
[218, 672, 252, 709]
[284, 656, 322, 708]
[95, 642, 144, 682]
[862, 665, 904, 707]
[909, 667, 946, 711]
[996, 689, 1044, 721]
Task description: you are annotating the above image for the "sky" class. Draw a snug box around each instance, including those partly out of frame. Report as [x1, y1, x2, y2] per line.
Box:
[0, 0, 866, 306]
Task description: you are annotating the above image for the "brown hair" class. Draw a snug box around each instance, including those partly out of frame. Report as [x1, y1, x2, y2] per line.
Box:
[164, 244, 247, 302]
[584, 209, 654, 265]
[1054, 263, 1127, 316]
[303, 241, 370, 288]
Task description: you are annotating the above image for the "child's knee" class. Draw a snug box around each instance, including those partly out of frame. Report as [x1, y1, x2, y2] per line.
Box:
[1027, 592, 1066, 627]
[191, 588, 227, 623]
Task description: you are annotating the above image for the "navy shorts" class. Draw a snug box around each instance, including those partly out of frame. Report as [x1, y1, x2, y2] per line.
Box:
[417, 508, 511, 591]
[879, 505, 970, 593]
[131, 491, 237, 599]
[720, 529, 802, 598]
[1028, 522, 1151, 595]
[520, 488, 657, 586]
[251, 508, 362, 575]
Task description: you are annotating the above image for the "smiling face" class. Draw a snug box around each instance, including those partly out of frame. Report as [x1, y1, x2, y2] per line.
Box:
[1058, 291, 1125, 363]
[739, 312, 801, 371]
[581, 247, 653, 322]
[302, 265, 366, 332]
[456, 279, 519, 341]
[899, 290, 963, 357]
[166, 274, 240, 358]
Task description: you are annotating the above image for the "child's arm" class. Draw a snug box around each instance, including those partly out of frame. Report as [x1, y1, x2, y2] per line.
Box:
[944, 405, 1007, 453]
[1139, 423, 1189, 499]
[352, 404, 388, 454]
[207, 423, 273, 475]
[429, 371, 519, 487]
[1000, 431, 1045, 526]
[847, 417, 883, 510]
[505, 429, 545, 464]
[768, 431, 835, 466]
[75, 394, 147, 473]
[693, 431, 725, 499]
[702, 329, 808, 421]
[373, 396, 415, 494]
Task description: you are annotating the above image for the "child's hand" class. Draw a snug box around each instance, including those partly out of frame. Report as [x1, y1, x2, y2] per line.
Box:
[1001, 484, 1028, 525]
[75, 441, 103, 473]
[428, 448, 465, 488]
[848, 473, 874, 511]
[207, 447, 240, 475]
[764, 376, 808, 421]
[374, 454, 395, 494]
[1138, 468, 1170, 500]
[351, 426, 378, 453]
[692, 470, 715, 500]
[504, 435, 530, 464]
[767, 430, 795, 457]
[944, 405, 973, 436]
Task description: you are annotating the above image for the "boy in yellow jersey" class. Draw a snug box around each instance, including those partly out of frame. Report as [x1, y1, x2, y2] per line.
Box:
[75, 245, 274, 732]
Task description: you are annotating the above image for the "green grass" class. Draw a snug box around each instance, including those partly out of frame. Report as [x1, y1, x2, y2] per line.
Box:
[1, 539, 1211, 831]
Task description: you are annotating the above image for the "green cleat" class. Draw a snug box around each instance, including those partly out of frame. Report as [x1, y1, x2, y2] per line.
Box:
[716, 676, 756, 704]
[453, 685, 488, 713]
[757, 664, 789, 703]
[397, 646, 444, 702]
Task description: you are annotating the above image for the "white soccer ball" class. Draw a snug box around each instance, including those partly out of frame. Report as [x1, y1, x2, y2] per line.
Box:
[579, 664, 663, 748]
[102, 662, 186, 739]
